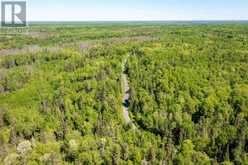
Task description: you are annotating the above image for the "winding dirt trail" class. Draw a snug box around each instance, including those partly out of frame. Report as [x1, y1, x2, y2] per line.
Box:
[122, 56, 132, 124]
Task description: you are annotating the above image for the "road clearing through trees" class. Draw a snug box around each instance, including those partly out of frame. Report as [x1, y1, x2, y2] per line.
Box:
[122, 56, 131, 124]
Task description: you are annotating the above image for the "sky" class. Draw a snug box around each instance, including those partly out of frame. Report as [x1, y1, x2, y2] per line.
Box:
[20, 0, 248, 21]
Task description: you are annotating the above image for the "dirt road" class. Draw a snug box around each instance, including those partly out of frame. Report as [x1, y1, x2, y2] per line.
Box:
[122, 56, 131, 124]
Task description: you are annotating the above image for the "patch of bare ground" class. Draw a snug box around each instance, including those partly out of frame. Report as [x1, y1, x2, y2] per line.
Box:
[0, 35, 158, 56]
[113, 28, 161, 34]
[0, 45, 60, 57]
[24, 31, 55, 39]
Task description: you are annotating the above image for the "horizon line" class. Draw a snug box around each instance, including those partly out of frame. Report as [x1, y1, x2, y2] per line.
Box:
[26, 20, 248, 23]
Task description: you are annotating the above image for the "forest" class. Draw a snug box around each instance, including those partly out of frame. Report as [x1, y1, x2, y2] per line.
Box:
[0, 23, 248, 165]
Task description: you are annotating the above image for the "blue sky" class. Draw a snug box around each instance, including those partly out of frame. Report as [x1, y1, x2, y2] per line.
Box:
[28, 0, 248, 21]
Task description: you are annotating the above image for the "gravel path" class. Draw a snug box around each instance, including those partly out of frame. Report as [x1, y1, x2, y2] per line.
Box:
[122, 56, 132, 124]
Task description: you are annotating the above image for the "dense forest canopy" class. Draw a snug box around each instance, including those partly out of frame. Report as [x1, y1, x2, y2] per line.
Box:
[0, 23, 248, 164]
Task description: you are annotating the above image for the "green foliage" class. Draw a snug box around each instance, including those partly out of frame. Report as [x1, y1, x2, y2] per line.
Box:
[0, 23, 248, 164]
